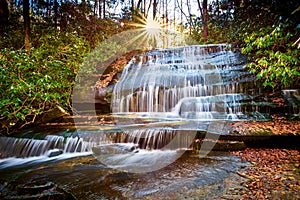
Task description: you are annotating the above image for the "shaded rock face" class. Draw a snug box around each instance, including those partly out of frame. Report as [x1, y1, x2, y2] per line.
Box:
[93, 50, 141, 114]
[35, 106, 69, 124]
[94, 87, 109, 104]
[282, 89, 300, 115]
[94, 85, 114, 114]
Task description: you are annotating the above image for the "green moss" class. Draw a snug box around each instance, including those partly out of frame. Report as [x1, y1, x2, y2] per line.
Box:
[250, 131, 274, 136]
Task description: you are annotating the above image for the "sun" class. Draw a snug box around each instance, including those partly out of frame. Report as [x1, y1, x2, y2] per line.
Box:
[125, 13, 176, 49]
[129, 14, 164, 35]
[145, 17, 161, 30]
[144, 17, 162, 36]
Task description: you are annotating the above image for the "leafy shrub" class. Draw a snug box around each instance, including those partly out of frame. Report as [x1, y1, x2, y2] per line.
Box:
[241, 22, 300, 88]
[0, 31, 89, 133]
[197, 1, 300, 89]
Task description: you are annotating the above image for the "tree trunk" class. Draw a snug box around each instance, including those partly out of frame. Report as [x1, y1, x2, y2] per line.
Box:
[131, 0, 134, 19]
[180, 0, 182, 26]
[103, 0, 105, 18]
[165, 0, 168, 25]
[146, 0, 152, 18]
[23, 0, 31, 51]
[153, 0, 157, 19]
[54, 0, 58, 28]
[186, 0, 192, 35]
[136, 0, 142, 14]
[216, 0, 220, 16]
[81, 0, 86, 13]
[143, 0, 146, 16]
[94, 0, 97, 15]
[99, 0, 102, 18]
[202, 0, 208, 42]
[0, 0, 9, 36]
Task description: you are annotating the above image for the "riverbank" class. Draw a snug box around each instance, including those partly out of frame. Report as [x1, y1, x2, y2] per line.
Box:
[228, 148, 300, 200]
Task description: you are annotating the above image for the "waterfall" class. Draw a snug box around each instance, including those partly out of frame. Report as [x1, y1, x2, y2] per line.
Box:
[112, 44, 254, 120]
[0, 135, 95, 158]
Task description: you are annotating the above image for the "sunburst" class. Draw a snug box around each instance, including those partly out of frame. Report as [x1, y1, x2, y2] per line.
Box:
[127, 13, 169, 49]
[131, 14, 165, 30]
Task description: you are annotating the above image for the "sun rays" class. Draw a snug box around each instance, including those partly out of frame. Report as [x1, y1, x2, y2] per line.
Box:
[126, 13, 172, 49]
[130, 13, 165, 30]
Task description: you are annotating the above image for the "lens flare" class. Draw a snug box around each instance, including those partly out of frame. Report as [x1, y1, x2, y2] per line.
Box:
[126, 15, 169, 49]
[130, 14, 163, 28]
[145, 17, 161, 30]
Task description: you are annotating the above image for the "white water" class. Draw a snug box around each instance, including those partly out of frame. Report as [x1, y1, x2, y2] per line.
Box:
[94, 149, 181, 173]
[0, 135, 94, 158]
[112, 44, 252, 121]
[0, 135, 97, 169]
[0, 151, 92, 169]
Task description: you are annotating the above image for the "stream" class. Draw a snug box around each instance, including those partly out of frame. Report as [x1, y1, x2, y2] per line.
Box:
[0, 140, 248, 199]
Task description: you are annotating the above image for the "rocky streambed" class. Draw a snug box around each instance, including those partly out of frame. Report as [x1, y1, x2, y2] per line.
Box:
[0, 150, 250, 199]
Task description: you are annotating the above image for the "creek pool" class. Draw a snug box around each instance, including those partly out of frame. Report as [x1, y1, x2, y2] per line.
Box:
[0, 147, 248, 199]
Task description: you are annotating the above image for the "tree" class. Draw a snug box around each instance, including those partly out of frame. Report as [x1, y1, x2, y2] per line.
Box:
[196, 0, 208, 42]
[153, 0, 157, 19]
[202, 0, 208, 42]
[131, 0, 134, 19]
[54, 0, 58, 28]
[99, 0, 102, 18]
[0, 0, 9, 36]
[102, 0, 105, 18]
[23, 0, 31, 51]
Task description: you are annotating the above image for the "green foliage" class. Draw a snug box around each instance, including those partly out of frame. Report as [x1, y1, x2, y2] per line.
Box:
[241, 22, 300, 88]
[0, 1, 126, 133]
[188, 0, 300, 89]
[0, 31, 89, 132]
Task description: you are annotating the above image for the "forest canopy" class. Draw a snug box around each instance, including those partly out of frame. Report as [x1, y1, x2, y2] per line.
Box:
[0, 0, 299, 133]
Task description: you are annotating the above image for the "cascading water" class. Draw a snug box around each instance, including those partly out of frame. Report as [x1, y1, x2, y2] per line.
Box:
[0, 44, 268, 171]
[112, 44, 256, 120]
[0, 135, 94, 159]
[90, 44, 261, 172]
[0, 134, 96, 169]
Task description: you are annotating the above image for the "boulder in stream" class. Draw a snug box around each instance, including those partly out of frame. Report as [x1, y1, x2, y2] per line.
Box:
[47, 149, 64, 157]
[92, 143, 139, 155]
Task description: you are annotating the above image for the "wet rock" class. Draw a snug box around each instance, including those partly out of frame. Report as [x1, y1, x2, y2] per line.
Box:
[47, 149, 63, 157]
[6, 182, 76, 200]
[16, 182, 55, 194]
[92, 143, 139, 155]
